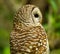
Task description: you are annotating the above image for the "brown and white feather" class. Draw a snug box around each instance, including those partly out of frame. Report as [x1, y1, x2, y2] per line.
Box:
[10, 5, 49, 54]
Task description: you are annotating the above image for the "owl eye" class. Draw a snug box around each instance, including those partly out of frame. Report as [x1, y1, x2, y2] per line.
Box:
[34, 13, 39, 18]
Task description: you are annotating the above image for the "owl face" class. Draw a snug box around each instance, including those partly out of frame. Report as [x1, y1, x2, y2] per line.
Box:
[15, 5, 42, 27]
[31, 7, 42, 26]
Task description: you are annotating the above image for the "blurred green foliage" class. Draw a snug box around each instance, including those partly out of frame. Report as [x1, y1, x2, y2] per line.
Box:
[51, 49, 60, 54]
[0, 0, 60, 54]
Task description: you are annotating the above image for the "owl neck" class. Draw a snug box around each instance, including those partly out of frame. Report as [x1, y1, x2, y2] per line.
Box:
[13, 22, 28, 30]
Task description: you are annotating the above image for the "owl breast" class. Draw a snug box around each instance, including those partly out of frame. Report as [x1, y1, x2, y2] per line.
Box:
[10, 26, 47, 54]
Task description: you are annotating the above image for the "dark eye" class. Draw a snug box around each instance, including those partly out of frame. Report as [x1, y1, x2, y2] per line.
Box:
[34, 13, 39, 18]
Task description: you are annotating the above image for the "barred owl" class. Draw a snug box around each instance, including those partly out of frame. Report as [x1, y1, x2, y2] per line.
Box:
[10, 5, 49, 54]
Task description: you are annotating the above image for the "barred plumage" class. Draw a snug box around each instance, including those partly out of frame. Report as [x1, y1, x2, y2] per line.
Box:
[10, 5, 49, 54]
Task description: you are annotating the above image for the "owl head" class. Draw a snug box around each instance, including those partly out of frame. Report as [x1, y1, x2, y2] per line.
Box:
[14, 5, 42, 27]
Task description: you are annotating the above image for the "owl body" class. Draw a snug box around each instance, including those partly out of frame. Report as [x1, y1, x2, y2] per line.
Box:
[10, 5, 49, 54]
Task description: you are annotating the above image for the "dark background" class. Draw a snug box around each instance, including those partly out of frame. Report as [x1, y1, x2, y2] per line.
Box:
[0, 0, 60, 54]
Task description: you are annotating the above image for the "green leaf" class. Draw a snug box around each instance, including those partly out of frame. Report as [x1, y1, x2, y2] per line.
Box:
[49, 0, 58, 12]
[3, 47, 10, 54]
